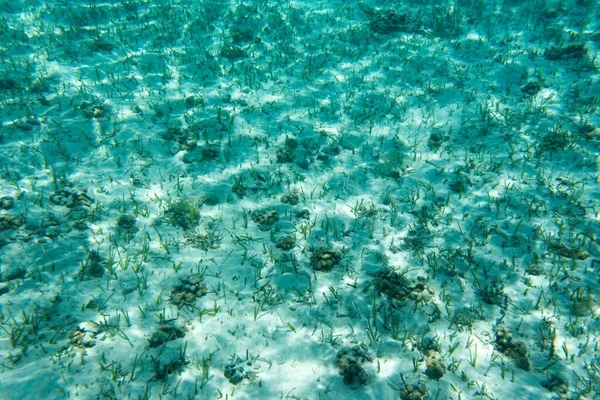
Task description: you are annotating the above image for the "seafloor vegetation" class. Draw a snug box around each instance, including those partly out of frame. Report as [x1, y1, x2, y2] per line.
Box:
[0, 0, 599, 399]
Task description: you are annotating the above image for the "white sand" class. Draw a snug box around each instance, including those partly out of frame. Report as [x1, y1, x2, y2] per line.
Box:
[0, 0, 599, 399]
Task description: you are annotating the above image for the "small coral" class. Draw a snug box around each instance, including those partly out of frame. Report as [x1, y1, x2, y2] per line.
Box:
[424, 352, 445, 381]
[251, 209, 279, 228]
[149, 325, 185, 348]
[275, 235, 296, 251]
[335, 344, 374, 386]
[494, 326, 531, 371]
[280, 192, 299, 205]
[409, 280, 436, 303]
[418, 337, 441, 354]
[400, 382, 429, 400]
[521, 81, 541, 96]
[373, 268, 412, 300]
[117, 213, 138, 234]
[171, 275, 207, 306]
[80, 101, 110, 119]
[50, 188, 93, 208]
[296, 209, 310, 220]
[224, 356, 256, 384]
[70, 323, 97, 348]
[310, 247, 342, 271]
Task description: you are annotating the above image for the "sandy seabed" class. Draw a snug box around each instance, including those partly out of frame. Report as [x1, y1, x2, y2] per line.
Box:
[0, 1, 599, 399]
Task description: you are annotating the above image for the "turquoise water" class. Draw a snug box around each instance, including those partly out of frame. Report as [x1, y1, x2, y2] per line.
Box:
[0, 1, 599, 399]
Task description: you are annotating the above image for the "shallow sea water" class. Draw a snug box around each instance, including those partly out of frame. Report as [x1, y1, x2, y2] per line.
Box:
[0, 1, 599, 399]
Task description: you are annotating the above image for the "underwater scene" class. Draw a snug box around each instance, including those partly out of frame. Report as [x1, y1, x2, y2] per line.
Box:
[0, 0, 599, 399]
